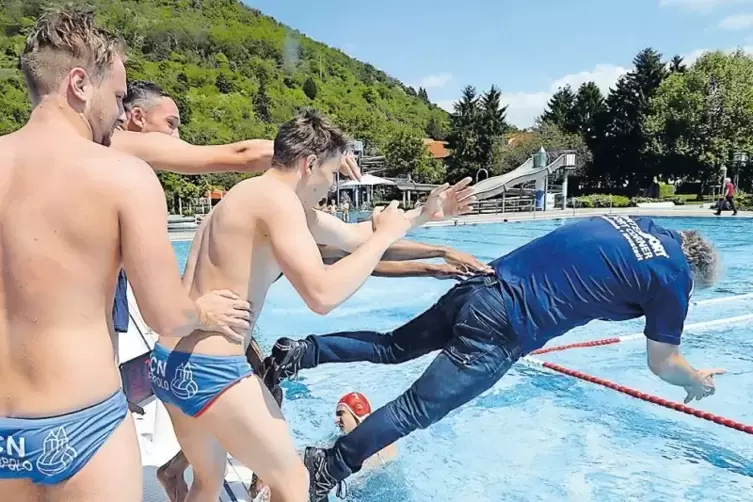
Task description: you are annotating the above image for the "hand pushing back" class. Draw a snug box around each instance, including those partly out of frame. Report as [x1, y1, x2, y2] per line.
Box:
[195, 289, 252, 344]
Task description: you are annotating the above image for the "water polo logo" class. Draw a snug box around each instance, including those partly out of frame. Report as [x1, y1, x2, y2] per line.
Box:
[170, 362, 199, 400]
[36, 427, 78, 477]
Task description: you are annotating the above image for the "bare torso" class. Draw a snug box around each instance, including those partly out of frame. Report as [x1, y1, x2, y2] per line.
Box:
[0, 126, 129, 417]
[158, 177, 283, 356]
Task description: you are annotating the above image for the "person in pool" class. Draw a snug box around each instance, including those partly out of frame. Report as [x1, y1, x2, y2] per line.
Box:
[335, 392, 398, 469]
[264, 215, 727, 501]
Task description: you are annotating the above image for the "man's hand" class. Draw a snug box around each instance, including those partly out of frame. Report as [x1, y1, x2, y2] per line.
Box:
[443, 248, 493, 275]
[427, 263, 473, 280]
[420, 177, 476, 221]
[682, 368, 726, 404]
[339, 152, 362, 181]
[237, 139, 273, 173]
[195, 290, 252, 344]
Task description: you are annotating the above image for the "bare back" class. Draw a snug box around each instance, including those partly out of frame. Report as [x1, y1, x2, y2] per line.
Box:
[160, 177, 283, 356]
[0, 126, 130, 417]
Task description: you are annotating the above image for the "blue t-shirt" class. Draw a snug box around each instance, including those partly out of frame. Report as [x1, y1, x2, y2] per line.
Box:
[490, 215, 693, 353]
[112, 269, 130, 333]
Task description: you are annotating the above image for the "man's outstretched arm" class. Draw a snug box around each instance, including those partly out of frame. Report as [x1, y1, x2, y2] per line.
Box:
[111, 131, 273, 174]
[318, 245, 472, 279]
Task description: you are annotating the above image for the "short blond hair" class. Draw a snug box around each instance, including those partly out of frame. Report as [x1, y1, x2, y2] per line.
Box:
[20, 4, 124, 103]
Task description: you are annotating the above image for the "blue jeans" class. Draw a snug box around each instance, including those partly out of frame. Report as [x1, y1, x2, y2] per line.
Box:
[299, 274, 523, 479]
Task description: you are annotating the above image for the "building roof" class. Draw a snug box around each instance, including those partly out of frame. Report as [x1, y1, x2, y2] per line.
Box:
[423, 139, 450, 159]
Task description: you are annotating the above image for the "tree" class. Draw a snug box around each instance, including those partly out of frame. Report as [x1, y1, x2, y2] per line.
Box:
[425, 115, 448, 140]
[540, 86, 577, 133]
[644, 50, 753, 187]
[303, 77, 318, 100]
[591, 47, 668, 193]
[496, 121, 591, 176]
[669, 55, 686, 74]
[383, 130, 445, 183]
[445, 86, 481, 182]
[418, 87, 429, 103]
[477, 85, 509, 171]
[571, 82, 606, 144]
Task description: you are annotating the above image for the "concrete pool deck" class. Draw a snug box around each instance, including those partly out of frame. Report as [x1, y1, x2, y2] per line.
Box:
[168, 206, 751, 241]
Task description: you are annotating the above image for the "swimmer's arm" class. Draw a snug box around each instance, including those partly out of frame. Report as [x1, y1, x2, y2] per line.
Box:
[265, 194, 396, 315]
[111, 131, 272, 174]
[117, 157, 206, 336]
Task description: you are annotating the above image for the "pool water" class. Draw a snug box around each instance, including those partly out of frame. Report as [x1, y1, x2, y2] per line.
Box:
[172, 216, 753, 502]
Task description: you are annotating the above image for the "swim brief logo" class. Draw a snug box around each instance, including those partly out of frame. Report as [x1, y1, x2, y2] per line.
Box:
[600, 215, 669, 261]
[36, 427, 78, 477]
[170, 362, 199, 400]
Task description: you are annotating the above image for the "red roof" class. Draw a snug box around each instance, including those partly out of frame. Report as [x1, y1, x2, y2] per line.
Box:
[423, 139, 450, 159]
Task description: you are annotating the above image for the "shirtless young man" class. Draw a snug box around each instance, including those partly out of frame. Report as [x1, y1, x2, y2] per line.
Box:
[156, 249, 488, 502]
[148, 109, 475, 502]
[0, 7, 251, 502]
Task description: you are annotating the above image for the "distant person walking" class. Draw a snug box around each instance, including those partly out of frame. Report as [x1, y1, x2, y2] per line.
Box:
[715, 177, 737, 216]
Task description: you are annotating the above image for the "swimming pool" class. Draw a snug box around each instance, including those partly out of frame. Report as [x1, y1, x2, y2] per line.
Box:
[172, 216, 753, 502]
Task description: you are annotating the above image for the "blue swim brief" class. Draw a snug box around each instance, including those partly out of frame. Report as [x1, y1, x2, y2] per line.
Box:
[149, 343, 254, 417]
[0, 390, 128, 485]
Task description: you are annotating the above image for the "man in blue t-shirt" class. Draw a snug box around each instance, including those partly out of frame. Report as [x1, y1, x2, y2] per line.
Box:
[263, 215, 724, 502]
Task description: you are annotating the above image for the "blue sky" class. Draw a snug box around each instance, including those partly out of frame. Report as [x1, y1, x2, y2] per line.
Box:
[245, 0, 753, 128]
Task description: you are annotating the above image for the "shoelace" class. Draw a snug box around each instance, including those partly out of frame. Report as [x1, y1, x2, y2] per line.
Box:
[313, 459, 349, 500]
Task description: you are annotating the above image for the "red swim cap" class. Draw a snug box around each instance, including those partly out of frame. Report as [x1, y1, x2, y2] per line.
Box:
[337, 392, 371, 419]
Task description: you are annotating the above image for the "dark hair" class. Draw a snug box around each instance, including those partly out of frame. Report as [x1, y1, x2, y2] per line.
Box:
[273, 109, 348, 168]
[21, 4, 124, 103]
[124, 80, 170, 112]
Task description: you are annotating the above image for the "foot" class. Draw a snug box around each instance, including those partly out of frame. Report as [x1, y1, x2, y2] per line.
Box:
[262, 337, 309, 389]
[156, 464, 189, 502]
[304, 447, 348, 502]
[733, 211, 738, 215]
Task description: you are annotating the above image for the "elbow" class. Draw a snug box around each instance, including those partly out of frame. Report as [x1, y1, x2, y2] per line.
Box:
[301, 283, 337, 316]
[305, 293, 336, 316]
[647, 354, 669, 378]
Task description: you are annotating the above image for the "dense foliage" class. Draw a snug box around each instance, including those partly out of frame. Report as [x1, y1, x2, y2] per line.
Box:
[0, 0, 449, 196]
[539, 47, 753, 196]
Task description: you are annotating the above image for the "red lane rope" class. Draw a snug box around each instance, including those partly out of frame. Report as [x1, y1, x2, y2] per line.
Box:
[530, 337, 622, 355]
[539, 360, 753, 435]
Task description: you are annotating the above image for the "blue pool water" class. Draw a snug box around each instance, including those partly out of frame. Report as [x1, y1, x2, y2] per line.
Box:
[172, 216, 753, 502]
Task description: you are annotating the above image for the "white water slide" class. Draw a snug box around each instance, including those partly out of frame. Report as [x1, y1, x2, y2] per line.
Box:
[473, 152, 576, 201]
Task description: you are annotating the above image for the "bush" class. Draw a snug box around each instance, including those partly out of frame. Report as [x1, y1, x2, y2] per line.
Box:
[659, 183, 676, 198]
[569, 194, 630, 208]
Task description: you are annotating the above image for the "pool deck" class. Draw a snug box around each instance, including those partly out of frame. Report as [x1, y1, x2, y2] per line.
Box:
[168, 206, 750, 241]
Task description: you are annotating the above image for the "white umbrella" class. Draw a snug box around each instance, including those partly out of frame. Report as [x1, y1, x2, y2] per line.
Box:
[339, 173, 396, 187]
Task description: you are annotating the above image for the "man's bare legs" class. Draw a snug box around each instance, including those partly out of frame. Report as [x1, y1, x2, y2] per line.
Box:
[166, 375, 306, 502]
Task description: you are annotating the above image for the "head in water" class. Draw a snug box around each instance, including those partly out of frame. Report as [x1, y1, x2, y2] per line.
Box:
[123, 80, 181, 137]
[678, 230, 719, 289]
[20, 5, 126, 147]
[335, 392, 371, 434]
[272, 109, 347, 207]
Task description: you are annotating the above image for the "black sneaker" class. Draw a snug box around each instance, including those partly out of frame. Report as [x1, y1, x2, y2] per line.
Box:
[261, 337, 309, 389]
[304, 447, 347, 502]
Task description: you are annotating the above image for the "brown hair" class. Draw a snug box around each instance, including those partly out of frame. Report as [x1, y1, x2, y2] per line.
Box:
[20, 4, 124, 103]
[272, 109, 348, 169]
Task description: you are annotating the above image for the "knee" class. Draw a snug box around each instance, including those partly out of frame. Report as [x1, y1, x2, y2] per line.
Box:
[190, 463, 226, 498]
[396, 391, 449, 430]
[265, 461, 309, 502]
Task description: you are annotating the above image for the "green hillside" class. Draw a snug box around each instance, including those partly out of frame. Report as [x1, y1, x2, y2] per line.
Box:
[0, 0, 449, 152]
